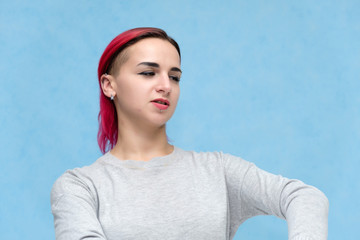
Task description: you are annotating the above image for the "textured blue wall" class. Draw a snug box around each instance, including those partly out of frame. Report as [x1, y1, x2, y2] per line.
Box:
[1, 0, 359, 239]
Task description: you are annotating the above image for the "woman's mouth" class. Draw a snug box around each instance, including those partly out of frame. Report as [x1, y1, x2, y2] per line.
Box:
[151, 98, 170, 110]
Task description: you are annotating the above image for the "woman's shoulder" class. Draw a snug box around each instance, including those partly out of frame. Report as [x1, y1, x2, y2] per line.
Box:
[55, 153, 109, 180]
[176, 146, 251, 168]
[50, 153, 111, 202]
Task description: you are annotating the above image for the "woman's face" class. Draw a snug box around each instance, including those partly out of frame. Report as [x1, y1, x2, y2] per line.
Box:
[110, 38, 181, 128]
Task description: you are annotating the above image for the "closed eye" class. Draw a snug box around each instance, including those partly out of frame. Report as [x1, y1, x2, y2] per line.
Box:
[138, 71, 155, 76]
[170, 75, 180, 82]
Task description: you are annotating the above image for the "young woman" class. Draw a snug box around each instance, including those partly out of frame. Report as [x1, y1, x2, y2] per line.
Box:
[51, 28, 329, 240]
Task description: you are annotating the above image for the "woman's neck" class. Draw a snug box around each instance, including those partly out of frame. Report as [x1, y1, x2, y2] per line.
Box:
[110, 123, 173, 161]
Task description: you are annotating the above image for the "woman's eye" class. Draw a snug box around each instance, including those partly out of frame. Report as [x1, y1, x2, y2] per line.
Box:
[170, 76, 180, 82]
[139, 71, 155, 76]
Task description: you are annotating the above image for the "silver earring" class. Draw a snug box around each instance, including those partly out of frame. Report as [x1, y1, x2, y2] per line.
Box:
[110, 94, 114, 100]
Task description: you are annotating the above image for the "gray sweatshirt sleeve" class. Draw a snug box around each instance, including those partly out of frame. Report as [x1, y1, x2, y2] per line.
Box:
[222, 153, 329, 240]
[51, 170, 107, 240]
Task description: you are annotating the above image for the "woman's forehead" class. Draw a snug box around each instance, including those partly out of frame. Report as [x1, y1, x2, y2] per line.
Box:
[126, 38, 180, 64]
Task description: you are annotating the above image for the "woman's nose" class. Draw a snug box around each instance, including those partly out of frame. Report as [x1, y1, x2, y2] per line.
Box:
[155, 74, 171, 94]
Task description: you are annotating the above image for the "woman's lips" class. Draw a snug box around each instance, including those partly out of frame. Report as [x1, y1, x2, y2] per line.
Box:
[151, 98, 170, 110]
[151, 102, 169, 110]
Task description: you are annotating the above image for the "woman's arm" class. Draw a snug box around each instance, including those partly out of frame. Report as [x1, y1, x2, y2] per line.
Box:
[223, 153, 329, 239]
[51, 171, 107, 240]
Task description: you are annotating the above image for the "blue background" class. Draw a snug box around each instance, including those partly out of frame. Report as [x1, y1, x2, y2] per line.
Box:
[1, 0, 359, 239]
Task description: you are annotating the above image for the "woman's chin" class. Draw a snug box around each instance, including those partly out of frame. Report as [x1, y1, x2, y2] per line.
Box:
[149, 111, 174, 124]
[150, 119, 169, 128]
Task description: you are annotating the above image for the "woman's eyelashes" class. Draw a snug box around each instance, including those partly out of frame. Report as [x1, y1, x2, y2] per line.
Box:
[138, 71, 155, 76]
[169, 75, 180, 82]
[138, 71, 181, 82]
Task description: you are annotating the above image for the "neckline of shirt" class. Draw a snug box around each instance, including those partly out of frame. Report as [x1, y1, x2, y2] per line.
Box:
[100, 146, 181, 168]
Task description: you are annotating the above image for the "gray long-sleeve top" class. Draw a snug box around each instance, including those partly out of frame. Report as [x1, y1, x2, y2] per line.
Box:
[51, 146, 329, 239]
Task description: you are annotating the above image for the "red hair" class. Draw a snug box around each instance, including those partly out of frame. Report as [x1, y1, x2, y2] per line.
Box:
[97, 27, 181, 154]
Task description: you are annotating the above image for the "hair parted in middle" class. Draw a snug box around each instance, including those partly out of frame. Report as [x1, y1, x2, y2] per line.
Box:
[97, 27, 181, 154]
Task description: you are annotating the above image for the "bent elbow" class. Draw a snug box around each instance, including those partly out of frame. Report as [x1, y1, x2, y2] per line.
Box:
[314, 187, 329, 214]
[281, 180, 329, 217]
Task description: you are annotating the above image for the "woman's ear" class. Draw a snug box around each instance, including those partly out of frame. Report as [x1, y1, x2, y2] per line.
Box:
[100, 74, 116, 98]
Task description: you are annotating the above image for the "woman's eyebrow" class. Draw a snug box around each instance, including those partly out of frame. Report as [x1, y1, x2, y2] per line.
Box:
[137, 62, 182, 73]
[137, 62, 159, 68]
[170, 67, 182, 73]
